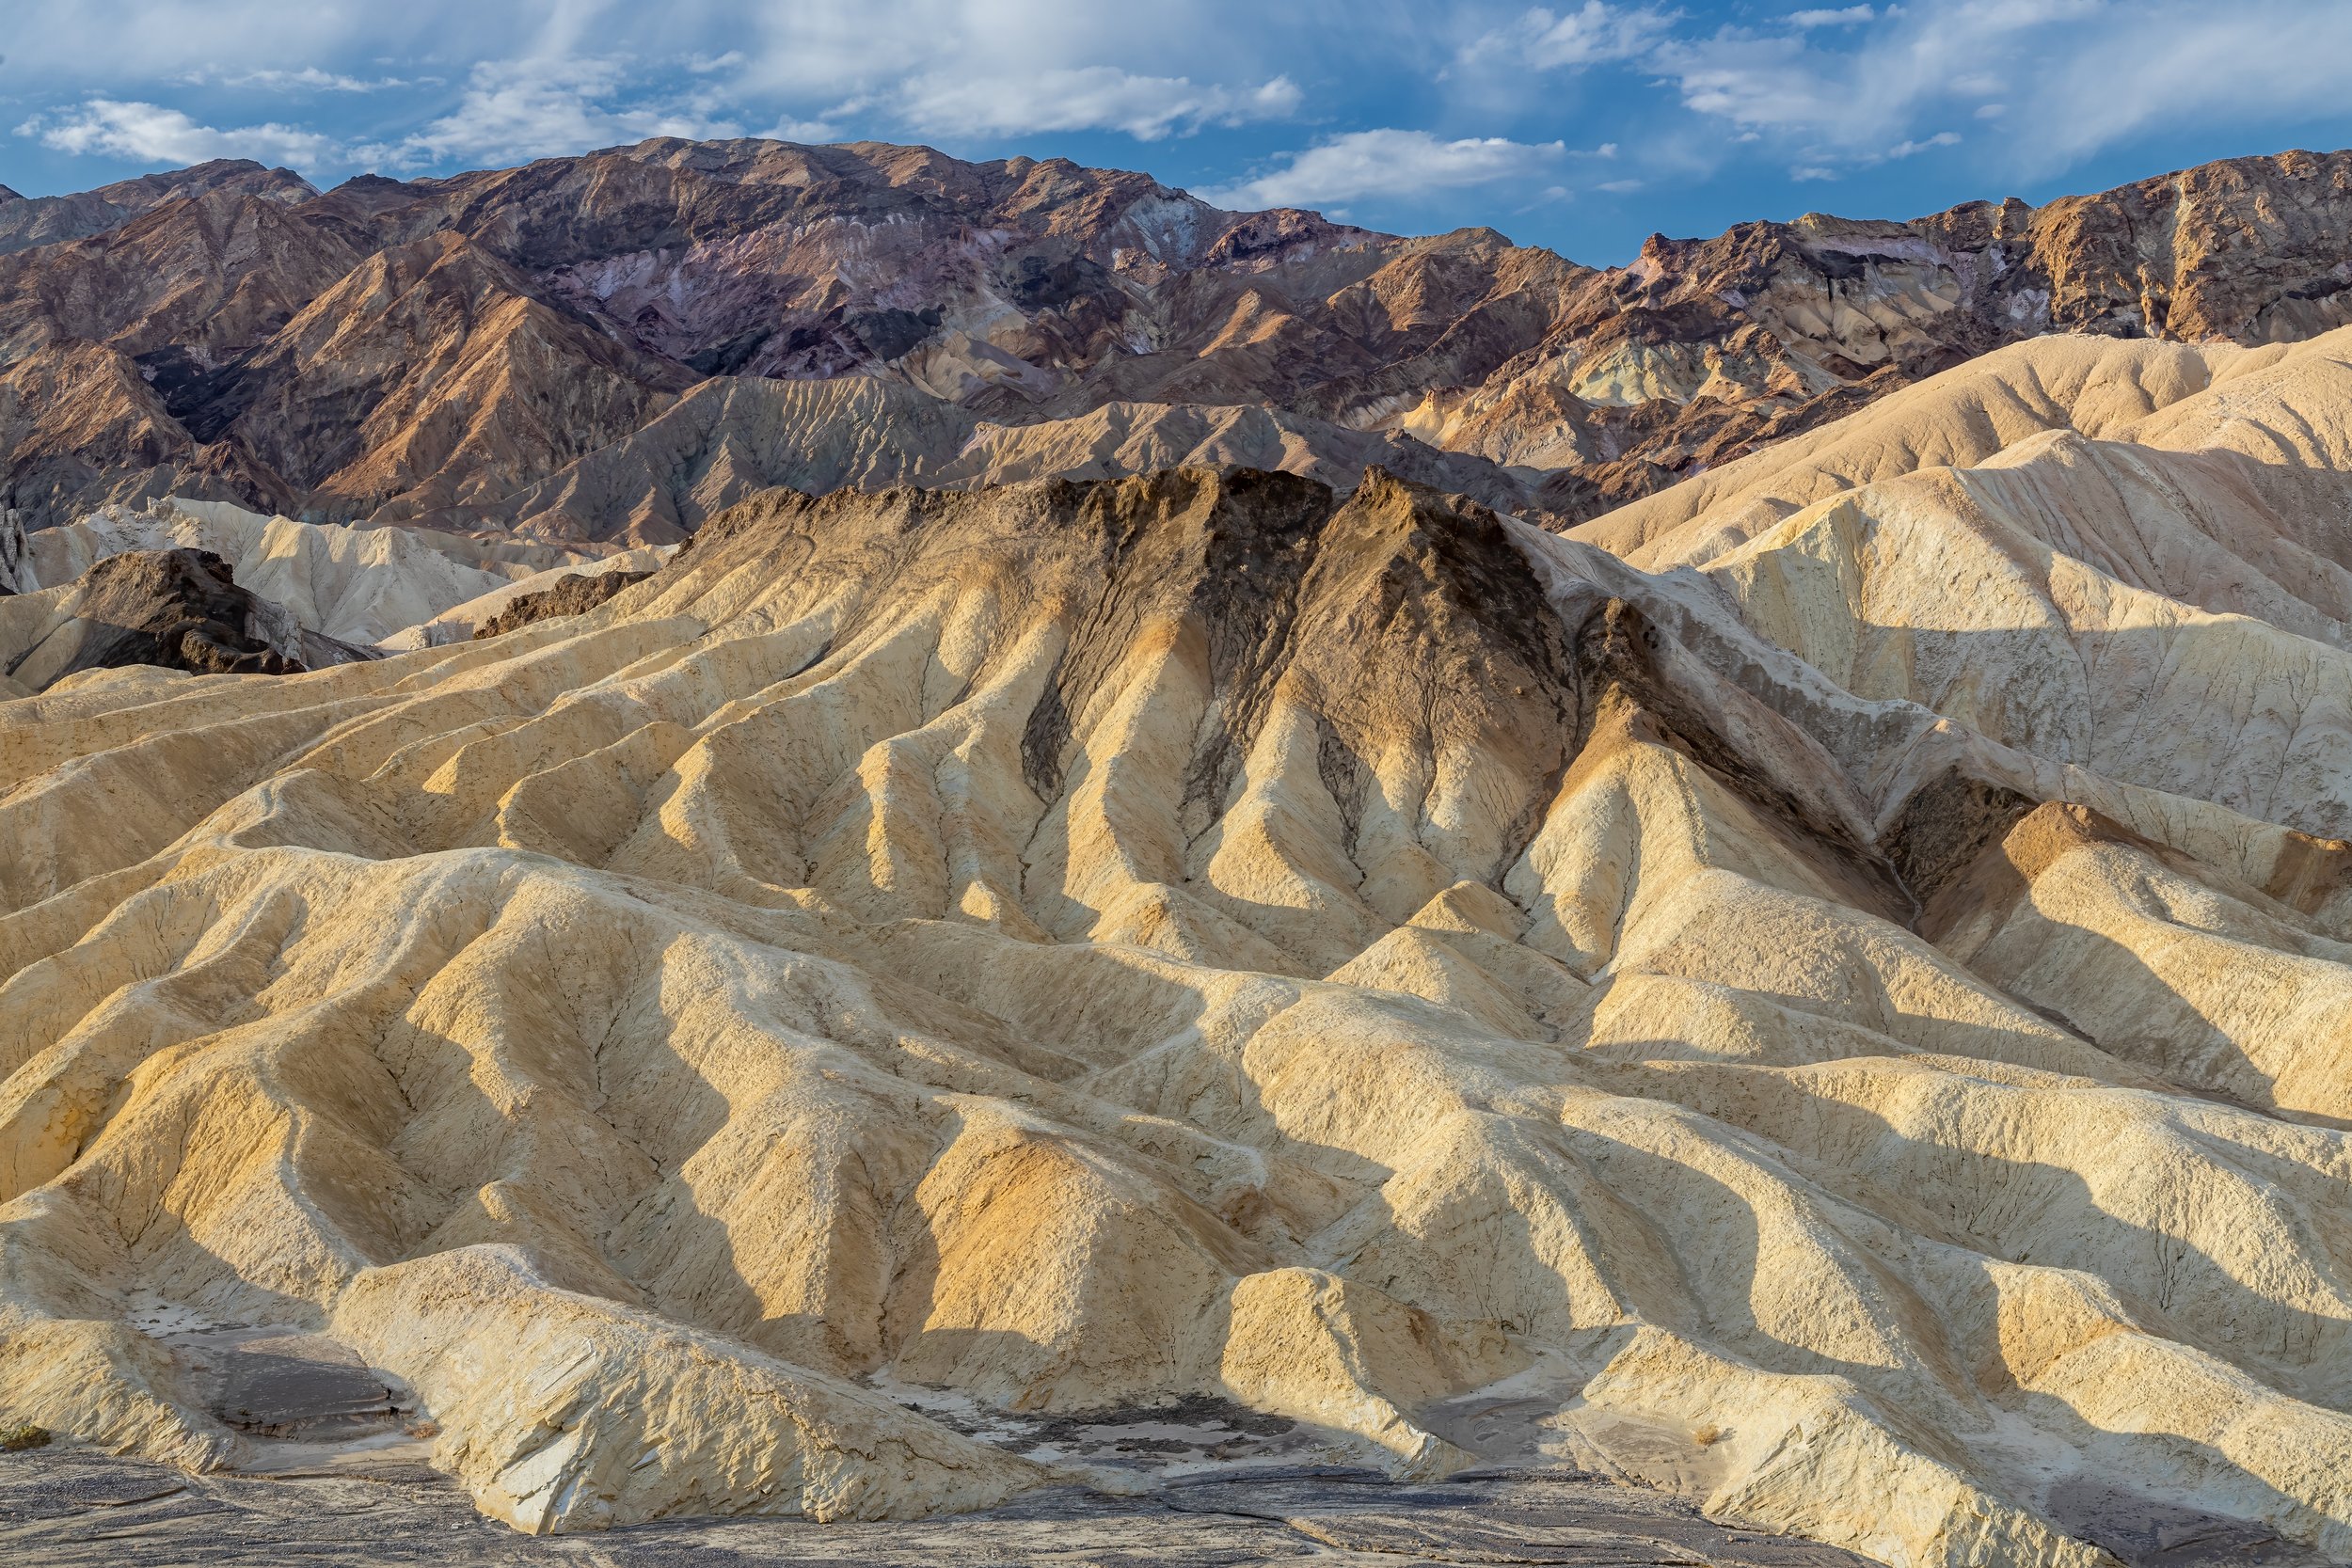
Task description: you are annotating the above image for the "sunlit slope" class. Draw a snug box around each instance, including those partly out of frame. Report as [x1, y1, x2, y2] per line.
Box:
[3, 453, 2349, 1564]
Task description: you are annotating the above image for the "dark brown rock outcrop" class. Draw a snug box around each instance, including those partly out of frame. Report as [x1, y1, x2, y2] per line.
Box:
[0, 546, 376, 691]
[25, 546, 300, 679]
[473, 567, 654, 638]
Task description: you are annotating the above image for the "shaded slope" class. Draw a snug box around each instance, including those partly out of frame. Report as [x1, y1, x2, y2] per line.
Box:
[1595, 326, 2352, 855]
[497, 375, 1548, 543]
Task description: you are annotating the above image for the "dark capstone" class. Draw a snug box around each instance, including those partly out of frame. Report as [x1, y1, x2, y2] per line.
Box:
[46, 548, 300, 678]
[473, 569, 653, 640]
[3, 547, 380, 691]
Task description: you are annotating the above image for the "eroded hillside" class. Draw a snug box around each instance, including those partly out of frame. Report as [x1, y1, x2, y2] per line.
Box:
[6, 327, 2352, 1563]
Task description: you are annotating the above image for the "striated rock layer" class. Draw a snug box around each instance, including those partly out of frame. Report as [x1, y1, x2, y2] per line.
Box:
[6, 329, 2352, 1564]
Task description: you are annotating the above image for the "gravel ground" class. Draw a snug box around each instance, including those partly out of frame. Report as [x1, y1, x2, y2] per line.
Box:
[0, 1445, 1878, 1568]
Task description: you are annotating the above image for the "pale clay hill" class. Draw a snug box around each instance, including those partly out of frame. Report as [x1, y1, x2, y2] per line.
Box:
[2, 141, 2349, 536]
[6, 326, 2352, 1565]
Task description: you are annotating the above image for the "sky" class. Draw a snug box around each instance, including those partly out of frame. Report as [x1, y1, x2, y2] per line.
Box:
[3, 1, 2350, 264]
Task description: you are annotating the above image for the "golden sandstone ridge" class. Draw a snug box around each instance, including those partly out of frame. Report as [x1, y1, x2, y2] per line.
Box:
[8, 326, 2352, 1565]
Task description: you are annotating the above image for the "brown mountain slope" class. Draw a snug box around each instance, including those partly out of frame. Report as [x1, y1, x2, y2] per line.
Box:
[494, 375, 1549, 544]
[0, 187, 363, 367]
[2, 141, 2349, 533]
[0, 341, 294, 523]
[199, 233, 691, 529]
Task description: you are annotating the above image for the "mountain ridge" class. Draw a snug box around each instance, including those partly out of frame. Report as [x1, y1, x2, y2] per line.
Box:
[0, 157, 315, 258]
[2, 139, 2347, 537]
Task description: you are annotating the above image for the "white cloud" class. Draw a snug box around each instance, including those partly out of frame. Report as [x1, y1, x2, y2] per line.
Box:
[391, 56, 742, 166]
[758, 116, 840, 143]
[1886, 130, 1961, 157]
[0, 0, 512, 81]
[1207, 129, 1568, 211]
[1650, 0, 2352, 178]
[2015, 3, 2352, 168]
[1461, 2, 1679, 70]
[197, 66, 416, 92]
[17, 99, 338, 166]
[896, 68, 1301, 142]
[1785, 6, 1879, 25]
[1790, 164, 1839, 181]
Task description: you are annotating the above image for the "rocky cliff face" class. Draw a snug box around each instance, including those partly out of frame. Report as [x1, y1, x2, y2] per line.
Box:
[2, 140, 2348, 537]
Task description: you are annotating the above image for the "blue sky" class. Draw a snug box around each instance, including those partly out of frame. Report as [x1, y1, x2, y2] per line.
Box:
[4, 1, 2350, 264]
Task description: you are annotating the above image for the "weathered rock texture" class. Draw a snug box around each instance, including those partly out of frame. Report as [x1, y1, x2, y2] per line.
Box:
[0, 159, 314, 258]
[2, 1449, 1881, 1567]
[2, 140, 2348, 536]
[8, 326, 2352, 1563]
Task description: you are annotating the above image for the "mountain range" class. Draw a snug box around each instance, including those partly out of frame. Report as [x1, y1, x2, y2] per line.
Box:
[3, 140, 2349, 540]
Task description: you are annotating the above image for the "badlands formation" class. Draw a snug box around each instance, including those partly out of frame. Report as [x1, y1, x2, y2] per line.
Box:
[0, 499, 622, 640]
[5, 323, 2352, 1566]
